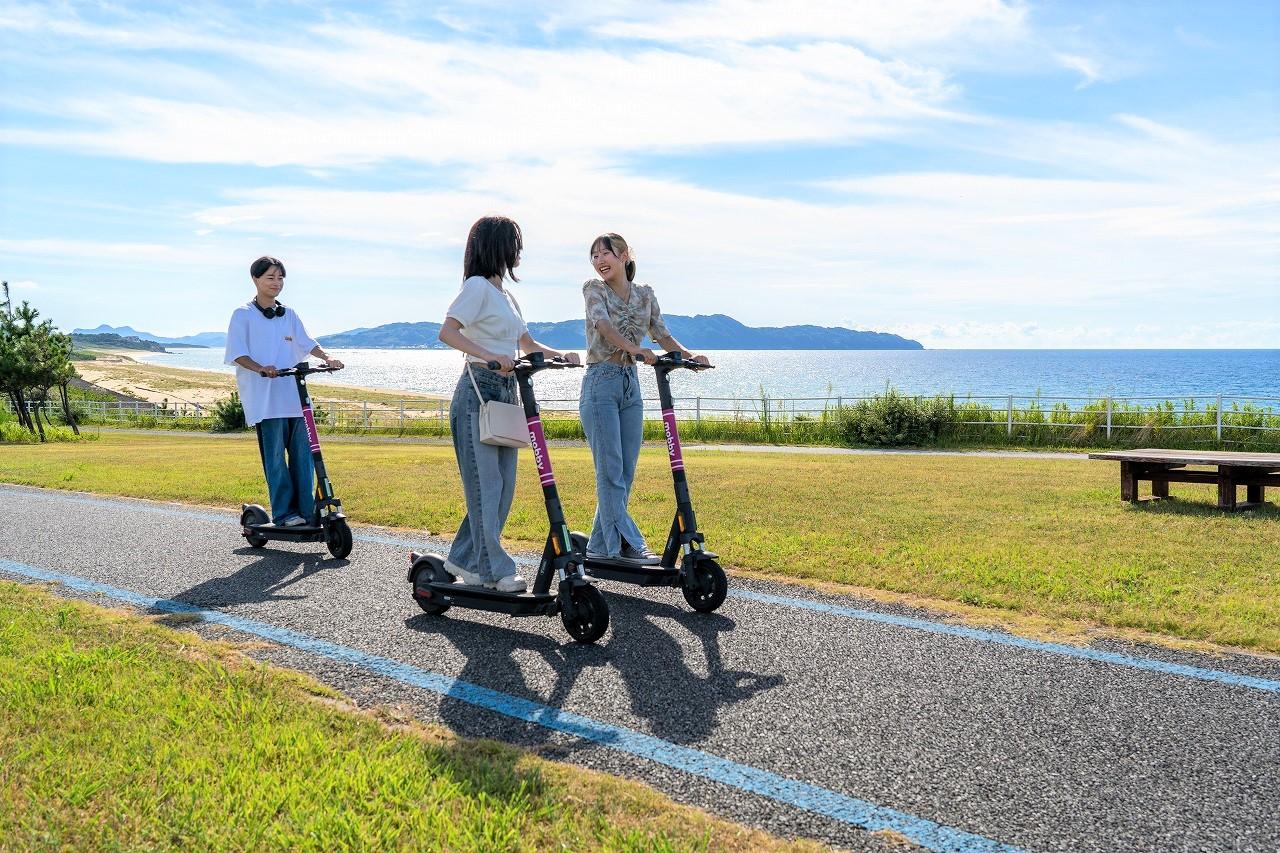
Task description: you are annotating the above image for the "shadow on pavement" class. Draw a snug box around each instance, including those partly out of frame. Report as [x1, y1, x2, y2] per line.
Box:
[158, 547, 348, 609]
[402, 586, 784, 751]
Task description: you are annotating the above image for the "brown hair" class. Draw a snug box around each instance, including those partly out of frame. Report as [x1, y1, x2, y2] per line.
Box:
[590, 233, 635, 282]
[464, 216, 523, 282]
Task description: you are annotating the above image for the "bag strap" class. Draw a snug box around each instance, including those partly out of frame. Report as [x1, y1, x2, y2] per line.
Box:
[466, 361, 485, 404]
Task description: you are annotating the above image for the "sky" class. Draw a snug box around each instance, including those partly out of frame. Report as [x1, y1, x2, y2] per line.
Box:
[1, 0, 1277, 348]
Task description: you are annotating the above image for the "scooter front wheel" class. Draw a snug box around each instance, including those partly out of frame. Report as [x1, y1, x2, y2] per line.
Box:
[326, 519, 353, 559]
[682, 558, 728, 612]
[561, 584, 609, 644]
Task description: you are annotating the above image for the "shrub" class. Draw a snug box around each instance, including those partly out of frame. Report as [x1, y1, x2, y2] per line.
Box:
[836, 390, 955, 447]
[211, 393, 247, 432]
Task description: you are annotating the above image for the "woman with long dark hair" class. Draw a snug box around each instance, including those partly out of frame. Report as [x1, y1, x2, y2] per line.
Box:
[438, 216, 579, 592]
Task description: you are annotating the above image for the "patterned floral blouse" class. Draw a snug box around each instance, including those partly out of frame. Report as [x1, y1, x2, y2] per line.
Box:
[582, 279, 672, 365]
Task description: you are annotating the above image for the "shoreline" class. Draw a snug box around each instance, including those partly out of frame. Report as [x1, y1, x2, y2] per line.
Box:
[73, 349, 447, 407]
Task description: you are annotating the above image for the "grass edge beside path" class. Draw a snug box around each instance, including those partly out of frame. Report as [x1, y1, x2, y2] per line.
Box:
[0, 581, 826, 852]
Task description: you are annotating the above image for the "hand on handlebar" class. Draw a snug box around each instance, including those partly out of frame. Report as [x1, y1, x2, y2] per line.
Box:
[561, 351, 582, 366]
[633, 347, 658, 365]
[485, 354, 516, 374]
[258, 364, 280, 378]
[323, 357, 345, 371]
[689, 353, 710, 366]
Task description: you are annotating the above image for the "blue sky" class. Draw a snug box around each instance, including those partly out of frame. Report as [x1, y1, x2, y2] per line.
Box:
[1, 0, 1276, 347]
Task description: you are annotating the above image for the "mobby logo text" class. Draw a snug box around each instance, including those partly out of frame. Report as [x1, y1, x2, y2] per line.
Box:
[530, 427, 548, 472]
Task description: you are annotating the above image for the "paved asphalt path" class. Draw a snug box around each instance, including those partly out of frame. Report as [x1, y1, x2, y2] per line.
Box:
[4, 483, 1278, 852]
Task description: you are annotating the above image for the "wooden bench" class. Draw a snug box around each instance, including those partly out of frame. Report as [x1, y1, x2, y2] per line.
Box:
[1089, 449, 1280, 510]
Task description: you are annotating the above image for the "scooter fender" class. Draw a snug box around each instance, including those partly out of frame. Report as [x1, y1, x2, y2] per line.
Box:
[556, 575, 595, 620]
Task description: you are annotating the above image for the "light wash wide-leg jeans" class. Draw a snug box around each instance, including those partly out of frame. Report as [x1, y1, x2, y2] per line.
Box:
[579, 362, 649, 557]
[447, 366, 520, 582]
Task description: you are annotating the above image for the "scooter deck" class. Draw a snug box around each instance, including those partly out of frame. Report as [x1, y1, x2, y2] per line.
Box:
[245, 524, 326, 542]
[582, 561, 682, 587]
[420, 582, 560, 616]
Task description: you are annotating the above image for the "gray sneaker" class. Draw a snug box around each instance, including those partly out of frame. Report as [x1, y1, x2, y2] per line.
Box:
[279, 514, 309, 527]
[619, 545, 660, 566]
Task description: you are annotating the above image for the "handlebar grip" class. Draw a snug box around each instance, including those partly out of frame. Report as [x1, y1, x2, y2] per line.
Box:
[486, 361, 501, 370]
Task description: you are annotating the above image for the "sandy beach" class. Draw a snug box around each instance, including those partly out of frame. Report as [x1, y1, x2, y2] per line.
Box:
[73, 350, 445, 408]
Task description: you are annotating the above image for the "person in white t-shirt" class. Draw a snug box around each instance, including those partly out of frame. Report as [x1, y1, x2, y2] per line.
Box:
[438, 216, 579, 592]
[223, 256, 344, 526]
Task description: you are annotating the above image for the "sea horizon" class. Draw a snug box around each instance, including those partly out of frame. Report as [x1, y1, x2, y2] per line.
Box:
[130, 347, 1280, 403]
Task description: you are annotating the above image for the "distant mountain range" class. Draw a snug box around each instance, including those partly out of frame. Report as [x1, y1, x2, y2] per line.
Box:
[72, 325, 216, 347]
[70, 332, 169, 352]
[76, 315, 922, 351]
[318, 314, 922, 350]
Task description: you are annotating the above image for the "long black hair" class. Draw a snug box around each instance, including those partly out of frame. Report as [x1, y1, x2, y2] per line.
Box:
[463, 216, 523, 282]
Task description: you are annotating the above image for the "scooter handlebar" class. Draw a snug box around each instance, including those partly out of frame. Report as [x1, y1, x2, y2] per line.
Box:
[498, 354, 584, 373]
[261, 363, 341, 378]
[654, 352, 714, 370]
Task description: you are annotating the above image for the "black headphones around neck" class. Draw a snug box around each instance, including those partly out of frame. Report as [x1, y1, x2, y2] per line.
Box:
[251, 299, 286, 319]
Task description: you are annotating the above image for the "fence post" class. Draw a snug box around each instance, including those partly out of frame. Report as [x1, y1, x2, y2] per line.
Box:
[1006, 396, 1013, 436]
[1216, 394, 1223, 441]
[1106, 398, 1112, 439]
[399, 400, 405, 431]
[695, 397, 701, 424]
[362, 399, 369, 430]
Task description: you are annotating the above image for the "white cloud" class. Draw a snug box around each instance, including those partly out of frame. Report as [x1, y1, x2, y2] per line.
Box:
[892, 319, 1280, 350]
[587, 0, 1027, 51]
[0, 11, 960, 169]
[1054, 52, 1103, 88]
[10, 280, 41, 290]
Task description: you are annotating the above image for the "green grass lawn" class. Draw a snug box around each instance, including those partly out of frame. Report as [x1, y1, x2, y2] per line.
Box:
[1, 433, 1277, 651]
[0, 582, 821, 851]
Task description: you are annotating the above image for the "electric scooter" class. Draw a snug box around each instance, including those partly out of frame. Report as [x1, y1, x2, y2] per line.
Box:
[572, 351, 728, 612]
[408, 353, 610, 644]
[239, 362, 354, 559]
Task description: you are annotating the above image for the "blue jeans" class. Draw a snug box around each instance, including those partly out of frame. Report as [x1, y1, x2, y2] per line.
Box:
[579, 362, 648, 556]
[447, 366, 519, 582]
[255, 417, 316, 524]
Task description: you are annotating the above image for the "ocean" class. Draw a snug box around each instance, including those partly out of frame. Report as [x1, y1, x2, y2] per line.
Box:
[133, 348, 1280, 405]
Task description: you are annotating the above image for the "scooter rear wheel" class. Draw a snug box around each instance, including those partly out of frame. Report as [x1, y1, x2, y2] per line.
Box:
[561, 584, 609, 644]
[410, 558, 452, 616]
[682, 558, 728, 612]
[326, 519, 353, 559]
[240, 506, 269, 548]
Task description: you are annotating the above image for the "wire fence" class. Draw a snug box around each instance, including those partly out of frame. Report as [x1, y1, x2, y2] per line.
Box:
[6, 393, 1280, 448]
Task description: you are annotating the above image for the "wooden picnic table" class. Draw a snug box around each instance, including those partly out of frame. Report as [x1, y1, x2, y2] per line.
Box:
[1089, 449, 1280, 510]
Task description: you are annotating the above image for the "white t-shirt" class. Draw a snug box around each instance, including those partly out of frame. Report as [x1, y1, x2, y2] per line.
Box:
[445, 276, 528, 362]
[223, 303, 320, 427]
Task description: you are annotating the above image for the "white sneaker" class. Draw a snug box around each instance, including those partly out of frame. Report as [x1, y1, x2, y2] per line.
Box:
[444, 559, 488, 587]
[492, 573, 527, 593]
[280, 514, 309, 527]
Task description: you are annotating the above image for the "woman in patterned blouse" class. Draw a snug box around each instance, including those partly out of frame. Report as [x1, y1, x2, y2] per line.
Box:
[579, 232, 708, 565]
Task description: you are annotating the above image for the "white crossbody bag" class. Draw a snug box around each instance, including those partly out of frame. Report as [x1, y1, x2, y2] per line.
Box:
[468, 362, 529, 448]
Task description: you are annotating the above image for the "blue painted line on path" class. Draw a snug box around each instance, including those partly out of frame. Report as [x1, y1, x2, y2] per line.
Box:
[730, 589, 1280, 694]
[0, 558, 1021, 853]
[7, 485, 1277, 695]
